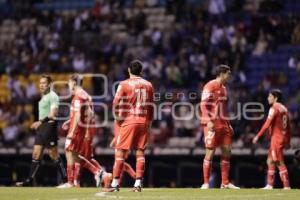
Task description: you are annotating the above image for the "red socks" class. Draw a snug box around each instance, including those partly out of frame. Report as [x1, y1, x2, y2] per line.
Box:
[279, 165, 290, 188]
[91, 159, 102, 171]
[203, 158, 212, 184]
[267, 165, 275, 186]
[136, 156, 145, 179]
[113, 155, 125, 179]
[221, 156, 230, 185]
[123, 162, 136, 179]
[67, 165, 74, 185]
[74, 163, 81, 186]
[81, 159, 100, 175]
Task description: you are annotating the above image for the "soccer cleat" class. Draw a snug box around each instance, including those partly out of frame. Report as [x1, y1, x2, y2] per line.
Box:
[56, 182, 74, 189]
[220, 183, 240, 189]
[16, 179, 32, 187]
[132, 186, 142, 192]
[283, 187, 291, 190]
[102, 185, 119, 192]
[102, 173, 113, 189]
[262, 185, 273, 190]
[200, 183, 209, 189]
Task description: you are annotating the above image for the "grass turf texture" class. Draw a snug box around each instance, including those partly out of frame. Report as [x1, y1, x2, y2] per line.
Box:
[1, 188, 300, 200]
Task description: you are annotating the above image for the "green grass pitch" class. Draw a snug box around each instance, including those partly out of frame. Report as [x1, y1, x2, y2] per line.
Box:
[1, 187, 300, 200]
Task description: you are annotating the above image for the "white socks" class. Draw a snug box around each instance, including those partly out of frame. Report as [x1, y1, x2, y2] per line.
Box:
[134, 179, 142, 187]
[111, 178, 119, 187]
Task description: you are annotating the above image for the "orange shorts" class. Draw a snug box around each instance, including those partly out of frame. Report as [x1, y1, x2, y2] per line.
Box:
[203, 125, 232, 148]
[65, 130, 85, 154]
[268, 139, 285, 162]
[79, 139, 93, 159]
[115, 123, 149, 150]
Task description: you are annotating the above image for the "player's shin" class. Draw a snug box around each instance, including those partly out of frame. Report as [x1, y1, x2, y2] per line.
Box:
[221, 156, 230, 185]
[124, 162, 136, 179]
[91, 158, 102, 171]
[278, 165, 290, 188]
[267, 165, 275, 186]
[67, 164, 75, 185]
[80, 158, 99, 175]
[203, 157, 212, 184]
[74, 162, 81, 187]
[112, 155, 125, 187]
[135, 155, 145, 187]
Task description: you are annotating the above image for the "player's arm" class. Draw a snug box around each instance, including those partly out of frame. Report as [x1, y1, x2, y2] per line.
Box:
[253, 108, 276, 144]
[68, 100, 81, 139]
[83, 105, 94, 140]
[112, 83, 125, 122]
[200, 87, 214, 131]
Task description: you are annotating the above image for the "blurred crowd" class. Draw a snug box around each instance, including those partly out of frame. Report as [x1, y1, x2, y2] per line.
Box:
[0, 0, 300, 150]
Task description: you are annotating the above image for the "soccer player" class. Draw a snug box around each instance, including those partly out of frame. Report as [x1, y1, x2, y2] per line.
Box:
[16, 75, 66, 186]
[61, 107, 113, 188]
[58, 74, 95, 188]
[106, 60, 154, 192]
[252, 89, 291, 189]
[200, 65, 239, 189]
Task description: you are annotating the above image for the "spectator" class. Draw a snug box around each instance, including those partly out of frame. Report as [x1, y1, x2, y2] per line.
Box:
[2, 122, 20, 146]
[252, 31, 268, 56]
[291, 23, 300, 44]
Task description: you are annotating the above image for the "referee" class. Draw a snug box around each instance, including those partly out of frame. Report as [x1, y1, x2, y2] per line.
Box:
[16, 75, 66, 186]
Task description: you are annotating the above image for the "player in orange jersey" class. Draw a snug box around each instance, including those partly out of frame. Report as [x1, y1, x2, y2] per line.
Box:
[253, 89, 291, 189]
[58, 74, 94, 188]
[105, 60, 154, 192]
[200, 65, 239, 189]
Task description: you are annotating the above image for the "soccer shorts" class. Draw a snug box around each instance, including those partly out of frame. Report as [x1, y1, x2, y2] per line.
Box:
[35, 121, 58, 147]
[115, 123, 149, 150]
[79, 139, 93, 159]
[203, 125, 232, 148]
[268, 139, 285, 162]
[65, 129, 85, 154]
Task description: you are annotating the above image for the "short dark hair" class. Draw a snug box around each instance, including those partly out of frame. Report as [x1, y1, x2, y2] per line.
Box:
[270, 89, 282, 102]
[215, 64, 231, 76]
[129, 60, 143, 75]
[70, 74, 83, 86]
[41, 75, 52, 84]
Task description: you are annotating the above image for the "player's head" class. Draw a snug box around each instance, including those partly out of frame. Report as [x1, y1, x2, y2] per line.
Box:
[39, 75, 52, 94]
[215, 64, 231, 84]
[128, 60, 143, 76]
[69, 74, 83, 94]
[268, 89, 282, 105]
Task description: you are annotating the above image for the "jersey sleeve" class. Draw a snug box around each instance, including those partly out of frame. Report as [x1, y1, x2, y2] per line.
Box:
[50, 93, 59, 110]
[256, 107, 277, 138]
[200, 84, 215, 124]
[73, 98, 82, 112]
